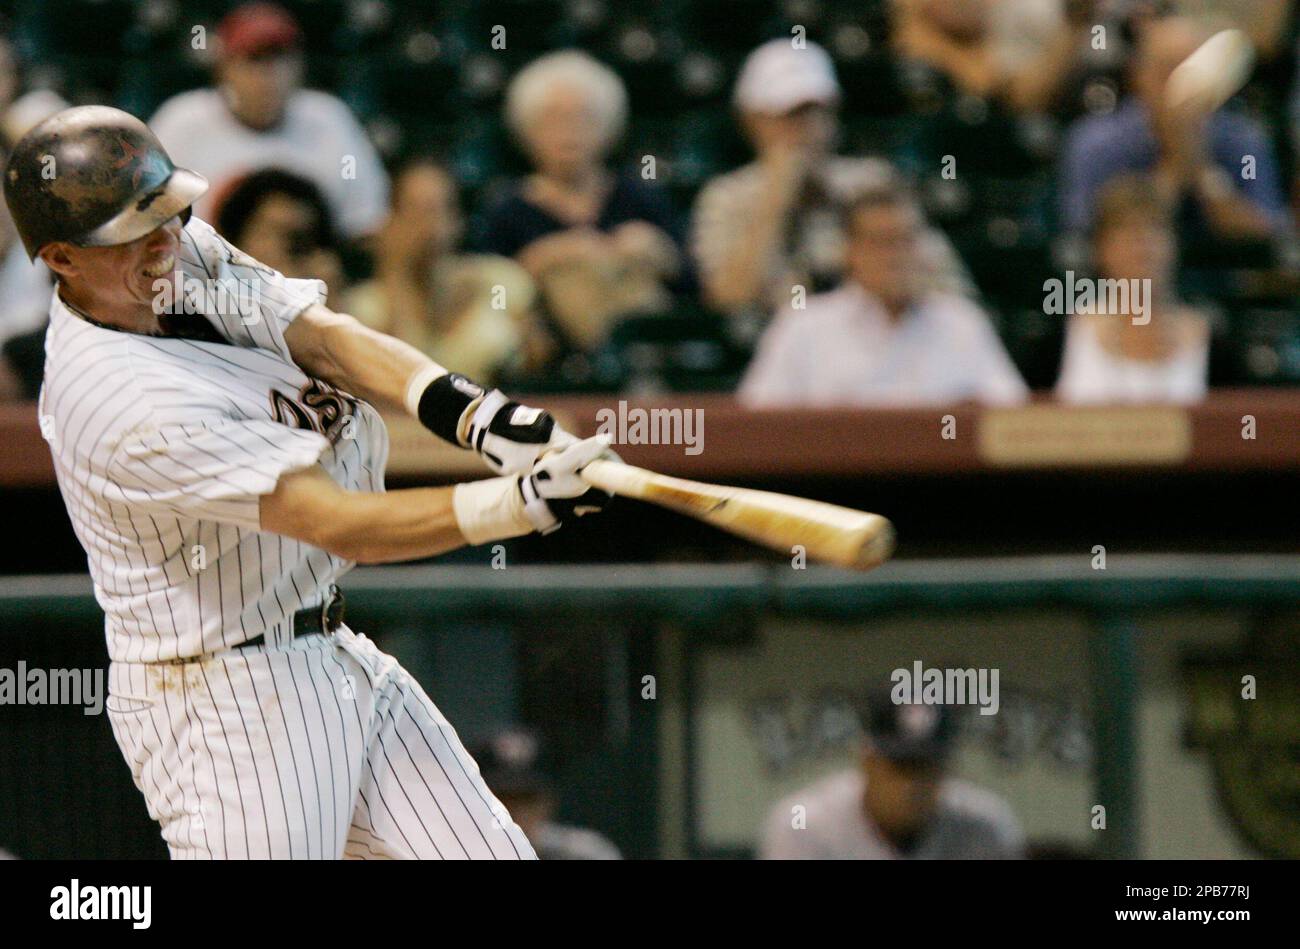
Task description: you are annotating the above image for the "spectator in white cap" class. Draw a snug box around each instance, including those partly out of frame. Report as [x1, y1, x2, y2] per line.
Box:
[692, 37, 970, 339]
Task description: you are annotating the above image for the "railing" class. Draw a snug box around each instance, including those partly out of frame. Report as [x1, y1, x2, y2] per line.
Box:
[1, 555, 1296, 857]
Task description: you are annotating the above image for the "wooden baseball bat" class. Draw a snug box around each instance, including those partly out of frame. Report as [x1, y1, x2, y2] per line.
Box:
[579, 459, 895, 571]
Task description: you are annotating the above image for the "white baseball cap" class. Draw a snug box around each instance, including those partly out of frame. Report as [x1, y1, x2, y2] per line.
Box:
[733, 38, 841, 114]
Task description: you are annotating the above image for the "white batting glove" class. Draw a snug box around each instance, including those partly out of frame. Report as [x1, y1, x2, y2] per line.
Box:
[452, 434, 613, 545]
[406, 368, 576, 476]
[464, 388, 578, 475]
[518, 434, 613, 535]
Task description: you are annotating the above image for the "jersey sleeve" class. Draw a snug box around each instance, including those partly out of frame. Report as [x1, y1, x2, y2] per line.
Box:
[177, 216, 327, 364]
[104, 416, 330, 532]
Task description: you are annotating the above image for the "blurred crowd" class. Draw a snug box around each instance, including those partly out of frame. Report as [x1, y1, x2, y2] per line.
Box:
[3, 0, 1300, 408]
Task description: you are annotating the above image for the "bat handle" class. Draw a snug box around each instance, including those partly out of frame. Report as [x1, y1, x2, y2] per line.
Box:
[579, 458, 651, 499]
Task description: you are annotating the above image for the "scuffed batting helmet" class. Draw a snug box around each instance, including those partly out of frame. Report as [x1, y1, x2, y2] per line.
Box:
[2, 105, 208, 260]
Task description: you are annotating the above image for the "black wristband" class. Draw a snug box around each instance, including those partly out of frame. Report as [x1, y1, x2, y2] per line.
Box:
[416, 373, 486, 445]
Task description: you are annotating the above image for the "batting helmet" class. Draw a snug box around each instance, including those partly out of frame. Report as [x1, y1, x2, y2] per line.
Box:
[2, 105, 208, 261]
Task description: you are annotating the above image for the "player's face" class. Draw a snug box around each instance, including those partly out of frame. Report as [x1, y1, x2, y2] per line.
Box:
[43, 217, 183, 315]
[847, 203, 923, 312]
[523, 83, 608, 176]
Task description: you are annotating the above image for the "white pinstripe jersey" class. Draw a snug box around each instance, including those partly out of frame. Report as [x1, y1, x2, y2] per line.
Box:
[39, 217, 388, 663]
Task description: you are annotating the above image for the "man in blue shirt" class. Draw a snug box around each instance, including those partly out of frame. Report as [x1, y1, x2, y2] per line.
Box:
[1060, 15, 1287, 242]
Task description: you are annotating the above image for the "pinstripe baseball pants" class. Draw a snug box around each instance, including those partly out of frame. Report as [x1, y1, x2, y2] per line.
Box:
[105, 626, 536, 859]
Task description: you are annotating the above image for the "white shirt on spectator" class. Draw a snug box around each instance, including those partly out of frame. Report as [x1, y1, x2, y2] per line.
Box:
[0, 242, 52, 344]
[738, 282, 1029, 407]
[691, 156, 974, 316]
[150, 87, 389, 239]
[760, 768, 1024, 860]
[1055, 313, 1209, 404]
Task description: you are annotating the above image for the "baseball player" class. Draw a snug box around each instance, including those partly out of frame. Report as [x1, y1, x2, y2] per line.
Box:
[5, 105, 614, 859]
[759, 694, 1024, 859]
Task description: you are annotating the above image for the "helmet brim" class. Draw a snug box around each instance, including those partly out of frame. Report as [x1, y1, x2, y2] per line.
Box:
[77, 167, 209, 249]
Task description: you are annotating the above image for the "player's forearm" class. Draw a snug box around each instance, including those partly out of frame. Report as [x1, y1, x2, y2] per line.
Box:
[285, 302, 575, 473]
[331, 486, 477, 563]
[262, 464, 546, 564]
[261, 465, 468, 563]
[285, 303, 444, 415]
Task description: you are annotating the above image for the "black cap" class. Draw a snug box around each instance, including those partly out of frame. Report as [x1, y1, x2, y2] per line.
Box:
[863, 691, 958, 764]
[470, 729, 552, 797]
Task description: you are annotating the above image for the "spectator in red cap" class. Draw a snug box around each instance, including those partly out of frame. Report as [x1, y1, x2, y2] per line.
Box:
[149, 2, 389, 239]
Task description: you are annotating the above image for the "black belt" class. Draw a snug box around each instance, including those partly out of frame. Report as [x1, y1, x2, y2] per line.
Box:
[238, 585, 346, 651]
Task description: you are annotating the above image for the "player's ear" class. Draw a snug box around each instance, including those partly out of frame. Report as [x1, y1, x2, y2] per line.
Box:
[38, 242, 79, 280]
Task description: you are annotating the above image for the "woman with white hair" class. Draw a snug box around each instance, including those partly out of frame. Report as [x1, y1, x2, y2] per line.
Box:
[474, 50, 689, 357]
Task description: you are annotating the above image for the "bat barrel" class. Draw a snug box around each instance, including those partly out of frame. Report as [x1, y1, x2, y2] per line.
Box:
[580, 459, 895, 572]
[839, 514, 896, 571]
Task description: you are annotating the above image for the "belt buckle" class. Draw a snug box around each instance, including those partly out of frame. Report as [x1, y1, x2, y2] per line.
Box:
[320, 584, 345, 633]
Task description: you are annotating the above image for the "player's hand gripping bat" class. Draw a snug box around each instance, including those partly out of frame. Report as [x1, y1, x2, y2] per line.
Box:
[579, 459, 895, 571]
